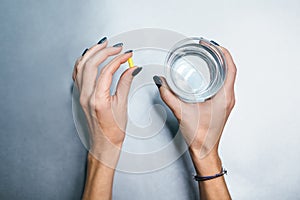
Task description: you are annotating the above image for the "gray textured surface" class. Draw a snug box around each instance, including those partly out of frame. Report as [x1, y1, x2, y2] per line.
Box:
[2, 0, 300, 199]
[0, 1, 89, 199]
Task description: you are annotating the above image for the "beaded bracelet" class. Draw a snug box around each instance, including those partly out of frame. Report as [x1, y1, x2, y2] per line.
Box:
[194, 167, 227, 182]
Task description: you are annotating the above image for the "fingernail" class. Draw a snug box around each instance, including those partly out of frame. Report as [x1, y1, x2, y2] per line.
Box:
[82, 48, 88, 56]
[132, 67, 142, 76]
[113, 42, 123, 47]
[210, 40, 220, 46]
[153, 76, 162, 88]
[97, 36, 107, 44]
[124, 49, 133, 54]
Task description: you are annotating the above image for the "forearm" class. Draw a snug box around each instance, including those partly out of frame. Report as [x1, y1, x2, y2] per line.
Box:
[189, 149, 231, 200]
[82, 153, 117, 200]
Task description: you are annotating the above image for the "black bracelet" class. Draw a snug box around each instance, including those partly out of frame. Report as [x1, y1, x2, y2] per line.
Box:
[194, 167, 227, 182]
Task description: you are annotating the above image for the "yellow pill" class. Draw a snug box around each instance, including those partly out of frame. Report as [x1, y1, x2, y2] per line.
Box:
[128, 57, 134, 68]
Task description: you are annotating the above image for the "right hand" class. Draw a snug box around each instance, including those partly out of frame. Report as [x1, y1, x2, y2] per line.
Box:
[154, 46, 237, 159]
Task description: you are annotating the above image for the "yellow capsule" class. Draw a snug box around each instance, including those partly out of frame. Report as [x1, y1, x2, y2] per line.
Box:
[128, 57, 134, 68]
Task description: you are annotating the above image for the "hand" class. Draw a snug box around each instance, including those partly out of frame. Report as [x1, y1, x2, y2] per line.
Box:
[154, 45, 236, 159]
[72, 39, 142, 167]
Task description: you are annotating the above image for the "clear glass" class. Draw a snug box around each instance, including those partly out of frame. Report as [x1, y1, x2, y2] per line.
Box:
[165, 37, 227, 103]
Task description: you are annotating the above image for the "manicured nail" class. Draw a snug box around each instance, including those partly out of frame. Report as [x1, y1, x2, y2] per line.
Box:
[132, 67, 142, 76]
[97, 36, 107, 44]
[153, 76, 162, 88]
[82, 48, 88, 56]
[124, 49, 133, 54]
[210, 40, 220, 46]
[113, 42, 123, 47]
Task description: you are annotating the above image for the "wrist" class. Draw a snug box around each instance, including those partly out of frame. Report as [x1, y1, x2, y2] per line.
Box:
[189, 148, 222, 176]
[89, 143, 122, 169]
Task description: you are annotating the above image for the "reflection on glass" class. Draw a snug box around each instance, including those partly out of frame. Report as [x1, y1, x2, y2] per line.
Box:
[165, 37, 227, 103]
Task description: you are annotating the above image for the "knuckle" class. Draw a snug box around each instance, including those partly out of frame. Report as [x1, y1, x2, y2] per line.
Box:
[231, 64, 237, 74]
[94, 98, 107, 113]
[79, 95, 88, 108]
[76, 63, 81, 72]
[226, 96, 235, 110]
[95, 103, 103, 113]
[234, 68, 237, 75]
[230, 99, 235, 109]
[88, 98, 96, 109]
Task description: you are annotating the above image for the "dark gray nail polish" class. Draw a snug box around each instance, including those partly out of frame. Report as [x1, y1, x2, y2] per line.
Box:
[113, 42, 123, 47]
[82, 48, 88, 56]
[153, 76, 162, 88]
[124, 49, 133, 54]
[97, 36, 107, 44]
[132, 67, 142, 76]
[210, 40, 220, 46]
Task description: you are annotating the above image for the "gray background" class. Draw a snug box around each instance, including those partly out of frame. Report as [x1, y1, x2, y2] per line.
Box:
[1, 0, 300, 199]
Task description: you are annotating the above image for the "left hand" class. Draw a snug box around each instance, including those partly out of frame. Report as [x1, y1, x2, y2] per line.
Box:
[72, 39, 142, 166]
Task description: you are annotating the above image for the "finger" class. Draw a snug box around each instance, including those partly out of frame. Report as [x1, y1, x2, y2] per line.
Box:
[219, 46, 237, 91]
[77, 41, 107, 81]
[81, 46, 124, 98]
[115, 66, 142, 102]
[95, 52, 133, 98]
[199, 40, 237, 93]
[153, 76, 182, 119]
[80, 37, 108, 66]
[73, 38, 107, 90]
[72, 57, 85, 91]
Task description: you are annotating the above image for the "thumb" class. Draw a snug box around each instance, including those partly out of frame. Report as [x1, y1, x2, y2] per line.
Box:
[115, 66, 142, 102]
[153, 76, 182, 120]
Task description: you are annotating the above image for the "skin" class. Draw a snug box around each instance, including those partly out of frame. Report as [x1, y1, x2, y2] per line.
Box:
[73, 38, 236, 200]
[157, 45, 236, 200]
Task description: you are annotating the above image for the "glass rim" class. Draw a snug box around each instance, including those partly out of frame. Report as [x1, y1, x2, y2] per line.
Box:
[165, 37, 227, 103]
